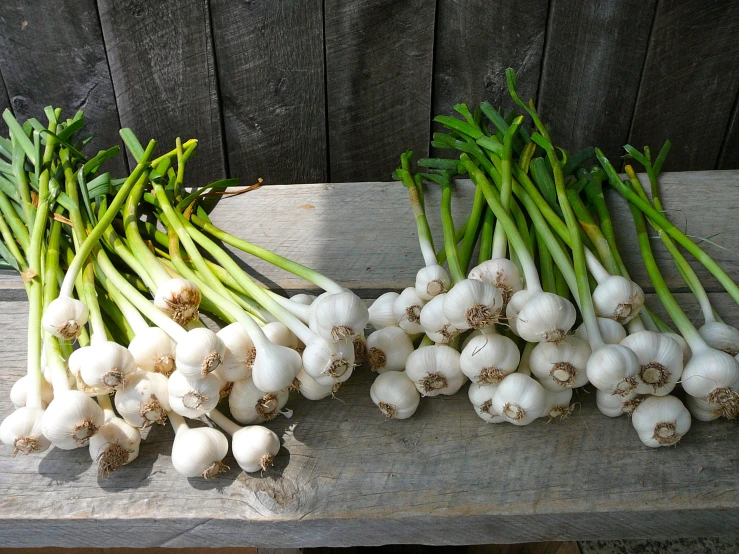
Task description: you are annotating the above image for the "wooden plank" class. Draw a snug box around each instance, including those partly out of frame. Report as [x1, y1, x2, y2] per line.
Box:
[209, 0, 327, 185]
[0, 72, 11, 135]
[628, 0, 739, 172]
[537, 0, 657, 161]
[717, 91, 739, 169]
[324, 0, 436, 182]
[0, 292, 738, 547]
[0, 0, 126, 175]
[97, 0, 225, 188]
[433, 0, 549, 118]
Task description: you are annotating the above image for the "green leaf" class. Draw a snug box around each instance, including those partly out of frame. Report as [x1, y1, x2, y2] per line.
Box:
[417, 158, 459, 170]
[530, 157, 557, 208]
[562, 147, 595, 176]
[433, 115, 483, 140]
[82, 146, 121, 176]
[57, 117, 85, 143]
[0, 239, 19, 271]
[175, 178, 239, 211]
[476, 136, 503, 157]
[119, 128, 145, 161]
[453, 104, 475, 125]
[3, 110, 37, 166]
[653, 140, 672, 176]
[623, 145, 649, 167]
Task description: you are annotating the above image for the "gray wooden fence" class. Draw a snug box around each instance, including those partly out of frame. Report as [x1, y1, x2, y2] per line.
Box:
[0, 0, 737, 187]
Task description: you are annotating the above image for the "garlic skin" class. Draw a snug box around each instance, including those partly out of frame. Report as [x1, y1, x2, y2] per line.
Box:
[468, 382, 505, 423]
[420, 294, 462, 344]
[415, 264, 451, 300]
[312, 291, 369, 342]
[79, 342, 137, 392]
[515, 292, 577, 343]
[88, 417, 141, 477]
[128, 328, 177, 376]
[41, 390, 104, 450]
[393, 287, 426, 334]
[685, 394, 725, 422]
[216, 323, 255, 382]
[592, 276, 645, 324]
[574, 318, 627, 345]
[302, 338, 355, 386]
[115, 370, 170, 428]
[42, 297, 89, 340]
[620, 331, 683, 396]
[664, 332, 692, 365]
[681, 348, 739, 417]
[263, 322, 300, 350]
[529, 336, 591, 391]
[291, 293, 316, 306]
[231, 425, 280, 473]
[154, 278, 201, 326]
[491, 373, 546, 426]
[405, 345, 467, 397]
[353, 332, 368, 363]
[11, 375, 53, 409]
[632, 395, 691, 448]
[541, 388, 574, 420]
[229, 377, 289, 424]
[505, 289, 536, 336]
[368, 291, 400, 329]
[1, 407, 51, 456]
[596, 389, 643, 418]
[460, 331, 520, 385]
[175, 328, 226, 380]
[295, 369, 337, 400]
[171, 426, 229, 478]
[586, 344, 640, 396]
[442, 279, 503, 331]
[369, 371, 421, 419]
[68, 347, 109, 397]
[468, 258, 523, 306]
[168, 370, 221, 418]
[366, 326, 415, 373]
[698, 321, 739, 356]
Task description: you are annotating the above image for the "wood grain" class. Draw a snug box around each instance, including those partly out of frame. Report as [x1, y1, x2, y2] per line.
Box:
[717, 91, 739, 169]
[0, 0, 127, 175]
[209, 0, 327, 185]
[324, 0, 436, 182]
[97, 0, 225, 187]
[537, 0, 657, 161]
[628, 0, 739, 172]
[0, 72, 11, 135]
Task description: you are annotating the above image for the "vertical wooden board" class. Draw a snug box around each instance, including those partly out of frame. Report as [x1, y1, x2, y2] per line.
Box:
[98, 0, 225, 187]
[629, 1, 739, 172]
[209, 0, 327, 185]
[537, 0, 657, 160]
[432, 0, 549, 118]
[716, 92, 739, 169]
[0, 0, 127, 175]
[325, 0, 436, 182]
[0, 72, 10, 135]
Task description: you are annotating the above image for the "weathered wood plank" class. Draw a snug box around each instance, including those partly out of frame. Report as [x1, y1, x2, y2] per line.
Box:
[432, 0, 549, 119]
[97, 0, 225, 187]
[717, 91, 739, 169]
[628, 0, 739, 172]
[537, 0, 657, 161]
[0, 71, 11, 135]
[324, 0, 436, 182]
[0, 0, 127, 175]
[209, 0, 327, 185]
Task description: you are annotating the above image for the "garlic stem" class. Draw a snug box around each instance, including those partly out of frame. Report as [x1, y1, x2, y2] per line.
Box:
[207, 408, 241, 436]
[95, 264, 150, 335]
[490, 117, 522, 260]
[478, 208, 495, 263]
[167, 411, 189, 436]
[439, 173, 465, 283]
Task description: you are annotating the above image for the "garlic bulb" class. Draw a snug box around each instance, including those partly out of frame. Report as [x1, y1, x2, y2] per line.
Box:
[491, 373, 546, 426]
[154, 277, 201, 326]
[251, 339, 303, 393]
[541, 388, 574, 420]
[291, 293, 316, 305]
[663, 332, 691, 365]
[405, 345, 467, 397]
[115, 370, 170, 427]
[468, 382, 505, 423]
[419, 294, 462, 343]
[698, 321, 739, 356]
[311, 291, 369, 342]
[368, 291, 400, 329]
[632, 395, 691, 448]
[529, 336, 591, 390]
[442, 279, 503, 330]
[302, 337, 355, 386]
[229, 377, 289, 424]
[574, 318, 626, 345]
[515, 292, 576, 343]
[171, 425, 229, 478]
[596, 389, 643, 418]
[88, 416, 141, 477]
[231, 425, 280, 472]
[586, 344, 640, 396]
[41, 390, 104, 449]
[0, 407, 50, 456]
[369, 371, 420, 419]
[168, 370, 221, 418]
[42, 297, 89, 340]
[366, 326, 415, 373]
[460, 331, 520, 385]
[175, 328, 226, 380]
[620, 331, 683, 396]
[392, 287, 426, 334]
[263, 321, 300, 350]
[10, 375, 53, 409]
[592, 276, 644, 324]
[216, 323, 255, 382]
[295, 369, 338, 400]
[505, 289, 536, 336]
[128, 327, 177, 376]
[79, 342, 137, 392]
[468, 258, 523, 306]
[685, 394, 725, 422]
[681, 348, 739, 418]
[415, 264, 451, 300]
[67, 347, 108, 397]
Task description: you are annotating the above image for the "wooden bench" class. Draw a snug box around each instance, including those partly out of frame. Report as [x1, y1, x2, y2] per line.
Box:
[0, 171, 737, 548]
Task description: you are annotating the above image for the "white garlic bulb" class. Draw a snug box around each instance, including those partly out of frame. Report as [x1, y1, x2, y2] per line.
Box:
[663, 332, 692, 365]
[541, 388, 574, 420]
[632, 395, 691, 448]
[592, 276, 644, 324]
[468, 258, 523, 306]
[216, 323, 255, 382]
[369, 371, 421, 419]
[88, 416, 141, 477]
[685, 394, 725, 422]
[128, 327, 177, 376]
[79, 341, 137, 392]
[251, 340, 303, 393]
[574, 318, 627, 345]
[115, 370, 170, 428]
[515, 292, 576, 343]
[529, 336, 591, 390]
[460, 331, 520, 385]
[302, 337, 355, 386]
[175, 328, 226, 380]
[491, 373, 546, 426]
[621, 330, 683, 396]
[311, 291, 369, 342]
[505, 289, 536, 336]
[41, 390, 104, 450]
[290, 293, 317, 306]
[231, 425, 280, 473]
[168, 370, 221, 418]
[10, 375, 53, 409]
[468, 382, 505, 423]
[415, 264, 451, 300]
[681, 348, 739, 418]
[419, 294, 462, 344]
[294, 369, 338, 400]
[42, 297, 89, 340]
[67, 346, 108, 397]
[368, 291, 400, 329]
[263, 321, 300, 349]
[366, 326, 415, 373]
[392, 287, 426, 334]
[442, 279, 503, 330]
[595, 389, 643, 418]
[154, 277, 201, 326]
[586, 344, 640, 396]
[0, 407, 51, 456]
[698, 321, 739, 356]
[171, 425, 229, 478]
[405, 345, 467, 397]
[229, 377, 289, 424]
